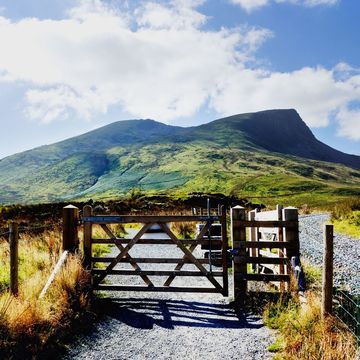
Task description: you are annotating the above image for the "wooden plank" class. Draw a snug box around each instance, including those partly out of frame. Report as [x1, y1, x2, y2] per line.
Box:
[243, 257, 288, 264]
[242, 241, 291, 249]
[83, 205, 92, 269]
[221, 206, 228, 296]
[277, 204, 286, 292]
[91, 257, 211, 264]
[244, 274, 290, 282]
[255, 210, 279, 221]
[39, 251, 69, 299]
[232, 206, 247, 304]
[91, 238, 223, 246]
[100, 224, 154, 287]
[163, 221, 209, 286]
[259, 227, 278, 235]
[248, 209, 258, 272]
[91, 269, 224, 277]
[160, 223, 223, 293]
[94, 222, 153, 285]
[259, 249, 278, 257]
[94, 285, 220, 293]
[83, 215, 220, 224]
[233, 220, 297, 228]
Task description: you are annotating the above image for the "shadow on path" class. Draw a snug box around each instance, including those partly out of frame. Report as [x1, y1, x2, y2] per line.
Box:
[93, 298, 264, 330]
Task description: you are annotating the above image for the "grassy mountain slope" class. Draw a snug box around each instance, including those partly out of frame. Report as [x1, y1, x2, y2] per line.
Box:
[0, 109, 359, 206]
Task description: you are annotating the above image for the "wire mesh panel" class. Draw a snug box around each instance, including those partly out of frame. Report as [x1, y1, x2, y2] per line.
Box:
[334, 288, 360, 344]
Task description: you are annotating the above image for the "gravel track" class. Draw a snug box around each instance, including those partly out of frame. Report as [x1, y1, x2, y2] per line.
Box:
[63, 231, 275, 360]
[299, 213, 360, 294]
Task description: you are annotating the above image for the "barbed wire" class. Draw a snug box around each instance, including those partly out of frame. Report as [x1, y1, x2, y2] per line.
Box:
[0, 231, 10, 237]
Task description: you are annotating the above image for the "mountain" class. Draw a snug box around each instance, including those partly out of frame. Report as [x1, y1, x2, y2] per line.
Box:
[0, 109, 359, 205]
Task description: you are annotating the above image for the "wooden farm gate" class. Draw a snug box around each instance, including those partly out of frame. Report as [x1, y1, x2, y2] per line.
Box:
[81, 205, 228, 296]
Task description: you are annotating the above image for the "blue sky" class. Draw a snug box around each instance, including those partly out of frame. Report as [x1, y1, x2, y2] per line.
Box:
[0, 0, 359, 158]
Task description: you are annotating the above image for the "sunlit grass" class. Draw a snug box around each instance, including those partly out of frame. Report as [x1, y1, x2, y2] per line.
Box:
[0, 230, 90, 357]
[264, 262, 359, 359]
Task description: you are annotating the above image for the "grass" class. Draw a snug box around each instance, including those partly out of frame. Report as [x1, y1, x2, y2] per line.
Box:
[329, 198, 360, 238]
[0, 228, 91, 358]
[263, 261, 359, 359]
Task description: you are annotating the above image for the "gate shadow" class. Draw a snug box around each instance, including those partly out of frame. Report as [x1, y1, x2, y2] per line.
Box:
[93, 298, 264, 330]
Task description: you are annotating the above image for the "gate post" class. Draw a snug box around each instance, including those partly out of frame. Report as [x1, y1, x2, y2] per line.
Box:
[9, 223, 19, 296]
[231, 206, 247, 304]
[83, 205, 93, 269]
[322, 224, 333, 317]
[62, 205, 79, 252]
[220, 205, 229, 296]
[248, 209, 258, 272]
[282, 207, 299, 260]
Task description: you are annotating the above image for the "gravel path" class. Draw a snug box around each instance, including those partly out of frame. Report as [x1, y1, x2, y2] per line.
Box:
[63, 231, 275, 360]
[299, 213, 360, 294]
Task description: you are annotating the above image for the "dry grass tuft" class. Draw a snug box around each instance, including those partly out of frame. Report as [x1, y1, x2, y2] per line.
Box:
[171, 222, 196, 239]
[0, 230, 90, 358]
[264, 294, 359, 359]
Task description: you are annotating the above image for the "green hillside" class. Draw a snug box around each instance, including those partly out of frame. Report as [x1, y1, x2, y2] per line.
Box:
[0, 109, 359, 206]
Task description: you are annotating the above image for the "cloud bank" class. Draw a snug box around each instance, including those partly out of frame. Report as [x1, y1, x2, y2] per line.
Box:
[0, 0, 359, 140]
[230, 0, 338, 12]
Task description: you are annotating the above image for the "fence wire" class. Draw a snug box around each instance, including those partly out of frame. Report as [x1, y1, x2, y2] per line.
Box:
[334, 288, 360, 344]
[0, 224, 58, 239]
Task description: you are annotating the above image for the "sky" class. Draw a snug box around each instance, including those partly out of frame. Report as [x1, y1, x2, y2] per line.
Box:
[0, 0, 359, 159]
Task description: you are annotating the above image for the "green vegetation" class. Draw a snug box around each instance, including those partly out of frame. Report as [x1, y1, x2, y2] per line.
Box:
[330, 198, 360, 238]
[263, 263, 358, 359]
[0, 229, 90, 358]
[0, 110, 359, 207]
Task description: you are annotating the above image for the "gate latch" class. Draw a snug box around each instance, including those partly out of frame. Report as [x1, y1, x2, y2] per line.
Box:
[227, 249, 240, 259]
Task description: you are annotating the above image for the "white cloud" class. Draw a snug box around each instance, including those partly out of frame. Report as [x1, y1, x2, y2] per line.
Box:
[230, 0, 338, 12]
[211, 66, 360, 128]
[229, 0, 269, 12]
[0, 0, 271, 123]
[336, 107, 360, 141]
[0, 0, 358, 142]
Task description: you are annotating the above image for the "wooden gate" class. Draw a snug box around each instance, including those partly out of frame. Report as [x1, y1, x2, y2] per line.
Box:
[82, 206, 228, 296]
[231, 205, 299, 302]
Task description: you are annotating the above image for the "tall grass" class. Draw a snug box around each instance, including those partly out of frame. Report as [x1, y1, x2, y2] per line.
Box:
[264, 261, 359, 359]
[0, 229, 90, 358]
[330, 197, 360, 238]
[264, 295, 359, 359]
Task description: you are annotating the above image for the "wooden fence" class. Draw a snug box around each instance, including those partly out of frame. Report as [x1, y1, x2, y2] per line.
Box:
[231, 205, 299, 303]
[1, 205, 79, 296]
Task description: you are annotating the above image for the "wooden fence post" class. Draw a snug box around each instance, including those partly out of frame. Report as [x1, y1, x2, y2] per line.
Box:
[83, 205, 93, 269]
[231, 205, 247, 304]
[9, 222, 19, 296]
[62, 205, 79, 252]
[248, 209, 258, 272]
[282, 207, 299, 260]
[322, 224, 333, 317]
[220, 205, 228, 297]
